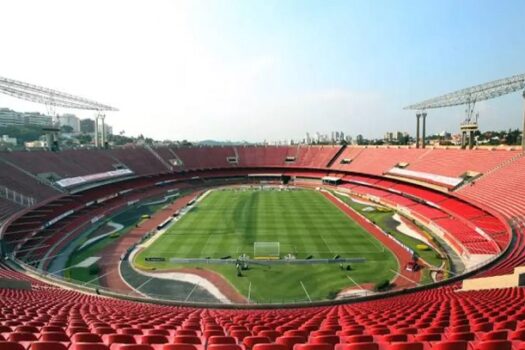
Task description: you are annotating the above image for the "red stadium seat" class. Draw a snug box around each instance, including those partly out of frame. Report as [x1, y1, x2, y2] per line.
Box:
[344, 335, 373, 344]
[139, 335, 168, 345]
[207, 336, 237, 345]
[207, 345, 242, 350]
[414, 333, 441, 341]
[275, 336, 306, 350]
[252, 344, 287, 350]
[384, 343, 423, 350]
[243, 336, 271, 350]
[102, 334, 136, 346]
[377, 334, 406, 342]
[72, 333, 104, 343]
[0, 342, 26, 350]
[116, 346, 154, 350]
[474, 340, 512, 350]
[294, 344, 334, 350]
[70, 344, 110, 350]
[161, 345, 198, 350]
[310, 336, 339, 345]
[430, 342, 467, 350]
[30, 342, 68, 350]
[335, 344, 378, 350]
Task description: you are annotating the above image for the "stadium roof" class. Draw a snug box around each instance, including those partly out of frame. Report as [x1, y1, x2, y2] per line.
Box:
[404, 73, 525, 110]
[0, 75, 118, 111]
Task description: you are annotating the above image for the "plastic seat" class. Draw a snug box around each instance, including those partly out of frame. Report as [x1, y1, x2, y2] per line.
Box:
[70, 344, 110, 350]
[294, 344, 334, 350]
[447, 333, 475, 341]
[207, 345, 242, 350]
[480, 330, 508, 340]
[510, 329, 525, 340]
[208, 336, 237, 345]
[8, 332, 38, 341]
[68, 328, 92, 336]
[335, 344, 378, 350]
[30, 342, 68, 350]
[204, 331, 225, 339]
[474, 340, 512, 350]
[310, 331, 335, 338]
[284, 331, 308, 338]
[15, 326, 39, 334]
[243, 336, 271, 350]
[258, 331, 281, 341]
[139, 335, 168, 345]
[275, 336, 306, 350]
[310, 335, 339, 345]
[119, 329, 143, 336]
[377, 334, 406, 342]
[41, 327, 65, 333]
[337, 330, 362, 337]
[103, 334, 136, 346]
[161, 345, 198, 350]
[431, 341, 468, 350]
[414, 333, 441, 341]
[116, 346, 154, 350]
[385, 343, 423, 350]
[72, 333, 104, 343]
[175, 331, 198, 337]
[172, 336, 202, 345]
[95, 328, 117, 336]
[230, 330, 251, 342]
[344, 335, 372, 344]
[0, 341, 26, 350]
[40, 332, 70, 342]
[252, 345, 287, 350]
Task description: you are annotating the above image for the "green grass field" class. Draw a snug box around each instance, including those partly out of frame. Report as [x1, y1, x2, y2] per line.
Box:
[134, 188, 398, 302]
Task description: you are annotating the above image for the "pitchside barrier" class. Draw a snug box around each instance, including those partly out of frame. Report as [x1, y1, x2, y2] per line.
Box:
[167, 257, 366, 264]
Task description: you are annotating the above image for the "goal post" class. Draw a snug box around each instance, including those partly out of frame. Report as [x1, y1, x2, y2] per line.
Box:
[253, 242, 280, 260]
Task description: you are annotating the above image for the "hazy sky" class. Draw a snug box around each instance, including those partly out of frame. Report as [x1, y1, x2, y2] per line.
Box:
[0, 0, 524, 142]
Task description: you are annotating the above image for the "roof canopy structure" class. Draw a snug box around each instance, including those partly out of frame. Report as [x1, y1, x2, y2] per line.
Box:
[0, 75, 118, 111]
[404, 73, 525, 110]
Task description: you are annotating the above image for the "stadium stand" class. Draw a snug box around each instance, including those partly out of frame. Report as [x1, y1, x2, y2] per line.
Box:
[407, 149, 521, 178]
[0, 146, 524, 350]
[1, 150, 120, 179]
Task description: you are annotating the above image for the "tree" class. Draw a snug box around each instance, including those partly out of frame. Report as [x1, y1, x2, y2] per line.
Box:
[60, 125, 74, 133]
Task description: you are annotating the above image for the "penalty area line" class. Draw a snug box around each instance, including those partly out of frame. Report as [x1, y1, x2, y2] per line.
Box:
[300, 281, 312, 302]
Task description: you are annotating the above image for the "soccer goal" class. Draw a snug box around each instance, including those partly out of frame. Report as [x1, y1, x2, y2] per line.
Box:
[253, 242, 280, 259]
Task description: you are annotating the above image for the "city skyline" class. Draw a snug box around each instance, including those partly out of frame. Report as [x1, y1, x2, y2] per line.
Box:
[0, 0, 524, 142]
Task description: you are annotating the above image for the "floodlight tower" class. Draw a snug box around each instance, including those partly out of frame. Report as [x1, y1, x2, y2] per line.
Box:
[459, 96, 479, 149]
[405, 73, 525, 150]
[0, 75, 118, 150]
[94, 113, 107, 148]
[415, 111, 427, 148]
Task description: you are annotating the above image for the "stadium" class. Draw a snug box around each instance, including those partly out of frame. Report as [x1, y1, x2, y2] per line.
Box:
[1, 2, 525, 350]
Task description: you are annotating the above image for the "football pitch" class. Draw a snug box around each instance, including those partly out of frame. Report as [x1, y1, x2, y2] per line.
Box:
[134, 188, 398, 302]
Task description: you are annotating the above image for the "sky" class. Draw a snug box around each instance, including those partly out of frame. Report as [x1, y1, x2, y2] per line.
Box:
[0, 0, 524, 142]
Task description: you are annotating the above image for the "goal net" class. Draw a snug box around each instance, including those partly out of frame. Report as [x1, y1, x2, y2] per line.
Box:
[253, 242, 280, 259]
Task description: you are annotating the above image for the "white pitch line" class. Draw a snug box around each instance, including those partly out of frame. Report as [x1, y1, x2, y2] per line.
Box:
[248, 282, 252, 303]
[133, 277, 153, 292]
[389, 269, 420, 286]
[300, 281, 312, 302]
[318, 234, 334, 254]
[346, 275, 365, 291]
[83, 269, 115, 285]
[185, 281, 200, 301]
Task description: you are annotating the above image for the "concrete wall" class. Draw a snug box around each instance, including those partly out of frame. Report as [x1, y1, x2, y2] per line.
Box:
[462, 266, 525, 291]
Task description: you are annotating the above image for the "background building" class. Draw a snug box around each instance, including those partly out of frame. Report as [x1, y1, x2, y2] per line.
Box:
[58, 114, 80, 133]
[0, 108, 52, 127]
